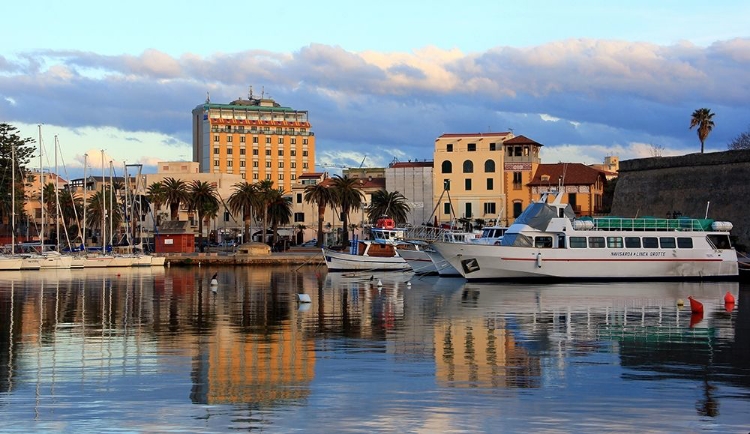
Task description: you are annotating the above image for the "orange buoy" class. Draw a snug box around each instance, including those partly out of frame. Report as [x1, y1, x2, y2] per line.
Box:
[724, 292, 736, 304]
[688, 296, 704, 314]
[690, 312, 704, 328]
[725, 301, 735, 313]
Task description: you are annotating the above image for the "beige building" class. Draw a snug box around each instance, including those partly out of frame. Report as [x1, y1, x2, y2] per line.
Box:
[433, 132, 514, 228]
[192, 91, 315, 194]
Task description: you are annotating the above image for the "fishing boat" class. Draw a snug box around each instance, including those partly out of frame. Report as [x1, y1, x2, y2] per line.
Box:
[432, 190, 739, 281]
[323, 236, 411, 272]
[395, 241, 437, 275]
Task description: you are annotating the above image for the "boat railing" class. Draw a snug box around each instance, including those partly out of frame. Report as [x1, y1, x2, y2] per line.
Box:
[588, 217, 714, 232]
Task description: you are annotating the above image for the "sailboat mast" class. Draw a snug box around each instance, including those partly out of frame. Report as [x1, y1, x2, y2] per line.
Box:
[55, 135, 60, 249]
[123, 163, 131, 254]
[39, 125, 44, 253]
[101, 150, 105, 252]
[11, 140, 15, 255]
[82, 153, 87, 252]
[109, 161, 113, 248]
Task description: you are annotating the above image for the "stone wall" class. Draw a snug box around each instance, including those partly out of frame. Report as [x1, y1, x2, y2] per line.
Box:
[611, 149, 750, 251]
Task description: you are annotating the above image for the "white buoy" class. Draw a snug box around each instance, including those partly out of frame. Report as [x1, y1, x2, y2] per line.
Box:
[210, 273, 218, 289]
[407, 281, 411, 287]
[377, 279, 383, 287]
[298, 294, 312, 303]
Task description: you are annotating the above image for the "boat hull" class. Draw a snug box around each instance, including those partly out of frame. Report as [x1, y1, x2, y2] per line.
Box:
[323, 249, 411, 272]
[424, 249, 462, 277]
[432, 241, 739, 281]
[397, 249, 437, 274]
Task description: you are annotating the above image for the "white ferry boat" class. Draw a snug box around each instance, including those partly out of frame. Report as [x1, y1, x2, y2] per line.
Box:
[431, 191, 739, 281]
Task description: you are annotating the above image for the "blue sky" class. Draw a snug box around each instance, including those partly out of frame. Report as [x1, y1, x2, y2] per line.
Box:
[2, 0, 749, 177]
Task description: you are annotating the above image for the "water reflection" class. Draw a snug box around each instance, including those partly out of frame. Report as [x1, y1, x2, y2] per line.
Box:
[0, 268, 748, 432]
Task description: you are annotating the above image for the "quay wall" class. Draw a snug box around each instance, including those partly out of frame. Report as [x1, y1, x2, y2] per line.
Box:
[164, 251, 325, 267]
[610, 149, 750, 250]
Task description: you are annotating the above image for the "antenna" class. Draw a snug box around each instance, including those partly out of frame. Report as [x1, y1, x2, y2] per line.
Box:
[249, 85, 253, 99]
[206, 92, 210, 104]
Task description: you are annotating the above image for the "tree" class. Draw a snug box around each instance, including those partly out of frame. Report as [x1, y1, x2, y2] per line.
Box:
[86, 189, 122, 247]
[162, 177, 188, 221]
[255, 179, 275, 243]
[266, 188, 292, 245]
[227, 181, 259, 243]
[366, 190, 411, 224]
[0, 123, 36, 237]
[146, 181, 166, 226]
[689, 108, 715, 153]
[330, 175, 364, 248]
[304, 181, 336, 248]
[727, 126, 750, 150]
[187, 180, 219, 251]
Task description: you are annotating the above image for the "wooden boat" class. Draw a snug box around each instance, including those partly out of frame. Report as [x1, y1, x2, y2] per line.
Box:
[323, 240, 411, 272]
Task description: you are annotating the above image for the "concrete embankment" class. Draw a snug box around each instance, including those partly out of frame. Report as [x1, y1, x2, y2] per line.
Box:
[163, 247, 325, 267]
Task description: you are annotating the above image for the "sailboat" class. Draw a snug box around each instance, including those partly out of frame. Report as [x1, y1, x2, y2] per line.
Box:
[37, 131, 71, 269]
[80, 153, 112, 268]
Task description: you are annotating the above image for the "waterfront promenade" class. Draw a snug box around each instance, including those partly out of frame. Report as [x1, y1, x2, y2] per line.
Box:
[162, 245, 326, 267]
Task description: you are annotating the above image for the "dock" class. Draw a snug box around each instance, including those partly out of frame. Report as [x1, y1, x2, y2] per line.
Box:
[163, 247, 325, 267]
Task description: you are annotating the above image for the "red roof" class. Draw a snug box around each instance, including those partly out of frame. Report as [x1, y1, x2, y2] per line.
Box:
[528, 163, 606, 186]
[503, 135, 544, 146]
[389, 161, 433, 168]
[437, 132, 512, 139]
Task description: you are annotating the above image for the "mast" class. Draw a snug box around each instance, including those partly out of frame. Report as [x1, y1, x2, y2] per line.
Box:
[39, 125, 44, 253]
[109, 161, 113, 248]
[123, 163, 131, 254]
[55, 135, 60, 249]
[101, 150, 106, 253]
[11, 138, 15, 255]
[82, 153, 87, 252]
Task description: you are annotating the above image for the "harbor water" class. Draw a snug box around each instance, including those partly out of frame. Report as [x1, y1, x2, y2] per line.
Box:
[0, 266, 748, 433]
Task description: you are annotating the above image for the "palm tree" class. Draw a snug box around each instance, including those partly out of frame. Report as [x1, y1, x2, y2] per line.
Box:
[146, 181, 166, 226]
[330, 175, 364, 248]
[58, 188, 83, 243]
[267, 188, 292, 245]
[366, 190, 411, 224]
[187, 180, 219, 251]
[690, 108, 715, 153]
[255, 179, 275, 243]
[86, 189, 123, 246]
[227, 181, 259, 244]
[162, 177, 188, 221]
[304, 181, 336, 248]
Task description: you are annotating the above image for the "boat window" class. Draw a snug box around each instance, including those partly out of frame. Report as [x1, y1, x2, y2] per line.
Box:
[588, 237, 606, 248]
[707, 234, 731, 250]
[504, 233, 533, 247]
[643, 237, 659, 248]
[677, 237, 693, 248]
[570, 237, 587, 248]
[659, 237, 676, 249]
[607, 237, 623, 248]
[535, 236, 553, 248]
[625, 237, 641, 248]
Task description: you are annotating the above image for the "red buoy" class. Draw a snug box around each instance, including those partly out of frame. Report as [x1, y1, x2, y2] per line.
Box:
[690, 312, 704, 328]
[724, 291, 736, 304]
[688, 296, 704, 314]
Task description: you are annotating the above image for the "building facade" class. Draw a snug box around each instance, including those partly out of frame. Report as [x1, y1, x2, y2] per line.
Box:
[385, 160, 434, 227]
[433, 132, 513, 228]
[192, 93, 315, 194]
[502, 135, 543, 225]
[528, 163, 607, 216]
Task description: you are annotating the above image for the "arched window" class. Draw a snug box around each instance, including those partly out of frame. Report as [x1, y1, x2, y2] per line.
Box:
[463, 160, 473, 173]
[484, 159, 495, 173]
[441, 161, 452, 174]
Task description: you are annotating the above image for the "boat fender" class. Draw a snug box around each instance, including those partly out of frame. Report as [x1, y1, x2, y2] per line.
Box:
[536, 253, 542, 268]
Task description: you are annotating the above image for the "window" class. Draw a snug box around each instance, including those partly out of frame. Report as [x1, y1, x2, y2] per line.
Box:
[242, 173, 246, 179]
[253, 149, 258, 155]
[588, 237, 606, 248]
[253, 161, 258, 168]
[265, 137, 271, 144]
[486, 178, 494, 190]
[291, 174, 297, 180]
[607, 237, 623, 248]
[266, 150, 271, 156]
[253, 173, 258, 180]
[278, 162, 284, 168]
[296, 193, 302, 203]
[303, 151, 308, 157]
[294, 212, 305, 222]
[446, 144, 453, 152]
[265, 162, 271, 168]
[226, 148, 232, 154]
[303, 138, 308, 145]
[227, 136, 233, 142]
[278, 174, 284, 180]
[513, 201, 523, 218]
[291, 150, 296, 156]
[227, 160, 233, 167]
[463, 160, 473, 173]
[483, 202, 496, 214]
[213, 135, 220, 142]
[253, 136, 258, 143]
[467, 143, 476, 151]
[291, 138, 296, 144]
[443, 179, 450, 191]
[535, 236, 553, 248]
[465, 179, 472, 190]
[677, 237, 693, 248]
[278, 150, 284, 156]
[643, 237, 659, 248]
[213, 148, 219, 154]
[659, 237, 676, 249]
[625, 237, 641, 248]
[240, 136, 245, 143]
[484, 160, 495, 173]
[570, 237, 587, 248]
[513, 172, 523, 190]
[240, 161, 245, 167]
[465, 203, 472, 218]
[303, 163, 308, 169]
[490, 143, 496, 151]
[514, 146, 522, 156]
[213, 160, 219, 167]
[291, 162, 296, 168]
[240, 148, 245, 155]
[276, 127, 282, 134]
[441, 161, 452, 173]
[443, 203, 451, 215]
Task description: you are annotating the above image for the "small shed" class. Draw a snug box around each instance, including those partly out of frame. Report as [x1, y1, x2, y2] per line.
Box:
[155, 221, 194, 254]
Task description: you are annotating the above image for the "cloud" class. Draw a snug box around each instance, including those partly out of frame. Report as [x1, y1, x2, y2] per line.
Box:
[1, 38, 748, 174]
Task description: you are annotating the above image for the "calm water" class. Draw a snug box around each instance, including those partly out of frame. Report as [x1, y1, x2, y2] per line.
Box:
[0, 266, 748, 433]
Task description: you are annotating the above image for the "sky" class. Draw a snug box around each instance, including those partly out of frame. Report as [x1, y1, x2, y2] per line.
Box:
[2, 0, 749, 179]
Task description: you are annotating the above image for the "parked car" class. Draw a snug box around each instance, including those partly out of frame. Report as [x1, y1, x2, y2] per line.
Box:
[300, 239, 318, 247]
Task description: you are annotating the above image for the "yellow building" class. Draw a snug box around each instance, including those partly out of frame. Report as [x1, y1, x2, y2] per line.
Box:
[192, 92, 315, 194]
[528, 163, 607, 216]
[433, 132, 514, 227]
[502, 135, 543, 225]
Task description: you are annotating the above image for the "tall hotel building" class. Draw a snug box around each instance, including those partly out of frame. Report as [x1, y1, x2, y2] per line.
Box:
[192, 93, 315, 193]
